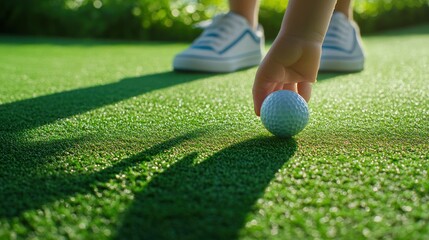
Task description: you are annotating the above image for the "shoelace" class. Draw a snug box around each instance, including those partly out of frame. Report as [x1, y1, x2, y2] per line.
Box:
[324, 15, 351, 46]
[193, 14, 240, 48]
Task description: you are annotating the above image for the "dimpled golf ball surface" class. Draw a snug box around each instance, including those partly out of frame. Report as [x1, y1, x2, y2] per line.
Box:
[261, 90, 309, 137]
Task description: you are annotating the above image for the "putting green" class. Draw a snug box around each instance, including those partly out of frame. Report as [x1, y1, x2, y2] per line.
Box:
[0, 24, 428, 239]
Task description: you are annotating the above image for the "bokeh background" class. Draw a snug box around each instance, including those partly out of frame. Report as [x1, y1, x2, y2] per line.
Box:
[1, 0, 428, 41]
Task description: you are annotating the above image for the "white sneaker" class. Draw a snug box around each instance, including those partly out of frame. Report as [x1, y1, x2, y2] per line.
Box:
[320, 12, 365, 72]
[173, 12, 264, 73]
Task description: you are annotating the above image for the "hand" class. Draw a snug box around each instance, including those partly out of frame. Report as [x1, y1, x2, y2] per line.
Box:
[252, 35, 321, 116]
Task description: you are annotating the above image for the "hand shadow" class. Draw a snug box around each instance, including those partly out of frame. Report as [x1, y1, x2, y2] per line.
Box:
[115, 136, 297, 240]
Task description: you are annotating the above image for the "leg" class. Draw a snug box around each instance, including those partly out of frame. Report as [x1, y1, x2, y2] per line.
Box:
[229, 0, 260, 29]
[334, 0, 353, 19]
[319, 0, 365, 72]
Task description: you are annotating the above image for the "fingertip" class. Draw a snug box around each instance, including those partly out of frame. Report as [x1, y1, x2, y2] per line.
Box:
[298, 82, 312, 102]
[255, 109, 261, 117]
[255, 101, 262, 116]
[253, 96, 262, 117]
[252, 86, 268, 117]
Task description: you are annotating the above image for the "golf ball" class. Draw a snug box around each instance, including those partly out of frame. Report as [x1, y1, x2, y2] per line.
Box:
[260, 90, 309, 137]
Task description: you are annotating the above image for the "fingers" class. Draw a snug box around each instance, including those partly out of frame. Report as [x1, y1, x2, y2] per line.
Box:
[252, 79, 274, 116]
[297, 82, 312, 102]
[282, 83, 297, 92]
[282, 82, 312, 102]
[253, 82, 312, 116]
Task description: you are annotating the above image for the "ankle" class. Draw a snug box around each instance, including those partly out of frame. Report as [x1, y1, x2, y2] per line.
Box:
[230, 11, 258, 29]
[333, 10, 353, 21]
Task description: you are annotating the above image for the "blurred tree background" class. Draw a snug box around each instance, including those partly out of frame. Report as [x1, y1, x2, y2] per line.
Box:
[0, 0, 428, 41]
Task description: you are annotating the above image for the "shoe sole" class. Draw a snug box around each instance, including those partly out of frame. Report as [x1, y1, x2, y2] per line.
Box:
[173, 52, 262, 73]
[319, 57, 364, 72]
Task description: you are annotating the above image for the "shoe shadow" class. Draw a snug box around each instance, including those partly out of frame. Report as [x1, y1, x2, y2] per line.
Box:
[115, 136, 297, 239]
[317, 72, 354, 81]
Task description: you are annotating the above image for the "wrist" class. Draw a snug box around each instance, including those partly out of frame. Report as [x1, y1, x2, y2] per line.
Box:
[278, 21, 328, 44]
[275, 33, 323, 49]
[280, 0, 336, 43]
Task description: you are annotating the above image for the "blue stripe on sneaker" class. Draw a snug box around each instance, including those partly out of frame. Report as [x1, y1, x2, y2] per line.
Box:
[322, 39, 339, 46]
[205, 33, 220, 38]
[191, 45, 216, 51]
[325, 32, 342, 39]
[196, 40, 212, 45]
[322, 28, 357, 54]
[219, 29, 260, 54]
[190, 29, 260, 55]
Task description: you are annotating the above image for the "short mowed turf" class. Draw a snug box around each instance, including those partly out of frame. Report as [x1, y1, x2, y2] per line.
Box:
[1, 24, 428, 239]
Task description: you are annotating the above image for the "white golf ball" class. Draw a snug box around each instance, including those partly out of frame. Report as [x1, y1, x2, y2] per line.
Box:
[260, 90, 309, 137]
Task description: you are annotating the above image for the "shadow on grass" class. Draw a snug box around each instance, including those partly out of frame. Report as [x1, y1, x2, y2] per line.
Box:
[0, 131, 202, 218]
[0, 71, 213, 132]
[317, 72, 354, 81]
[115, 136, 297, 240]
[0, 59, 298, 237]
[0, 71, 215, 217]
[0, 130, 297, 240]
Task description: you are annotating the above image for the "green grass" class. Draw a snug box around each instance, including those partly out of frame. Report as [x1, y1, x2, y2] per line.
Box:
[0, 24, 428, 239]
